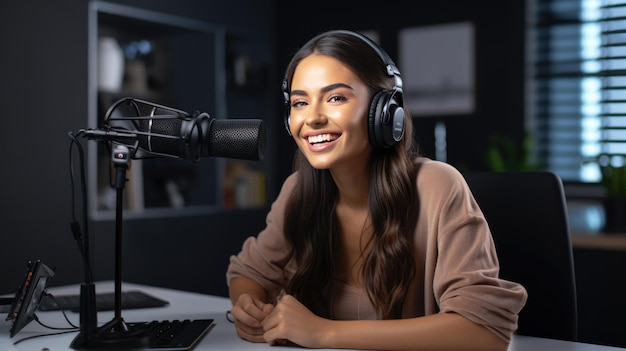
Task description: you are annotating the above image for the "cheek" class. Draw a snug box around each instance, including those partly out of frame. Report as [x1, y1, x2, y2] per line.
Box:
[344, 105, 371, 138]
[288, 108, 305, 133]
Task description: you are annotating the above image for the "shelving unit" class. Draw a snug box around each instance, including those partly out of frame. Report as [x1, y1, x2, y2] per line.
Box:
[87, 1, 268, 221]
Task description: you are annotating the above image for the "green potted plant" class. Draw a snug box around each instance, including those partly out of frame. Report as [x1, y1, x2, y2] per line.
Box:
[485, 132, 539, 172]
[599, 154, 626, 233]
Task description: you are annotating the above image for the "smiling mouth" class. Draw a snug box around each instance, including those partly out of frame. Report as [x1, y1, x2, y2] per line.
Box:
[308, 133, 340, 145]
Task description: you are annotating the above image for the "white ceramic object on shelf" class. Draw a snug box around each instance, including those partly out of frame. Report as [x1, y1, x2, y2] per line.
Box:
[98, 37, 124, 93]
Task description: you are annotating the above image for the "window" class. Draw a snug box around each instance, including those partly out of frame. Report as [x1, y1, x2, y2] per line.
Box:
[529, 0, 626, 184]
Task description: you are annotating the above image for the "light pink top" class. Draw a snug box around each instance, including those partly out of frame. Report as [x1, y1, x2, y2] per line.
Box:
[331, 282, 377, 320]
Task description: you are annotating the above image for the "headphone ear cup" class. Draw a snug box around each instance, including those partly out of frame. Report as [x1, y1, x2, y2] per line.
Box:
[282, 79, 292, 136]
[284, 107, 292, 136]
[369, 89, 405, 149]
[368, 90, 385, 148]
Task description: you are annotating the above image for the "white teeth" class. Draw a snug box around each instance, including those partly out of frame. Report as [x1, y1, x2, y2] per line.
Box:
[308, 133, 337, 144]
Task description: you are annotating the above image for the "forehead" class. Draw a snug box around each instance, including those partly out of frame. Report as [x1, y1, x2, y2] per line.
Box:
[291, 54, 360, 88]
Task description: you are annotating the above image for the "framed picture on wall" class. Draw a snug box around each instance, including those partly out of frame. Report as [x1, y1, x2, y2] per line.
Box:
[398, 22, 475, 117]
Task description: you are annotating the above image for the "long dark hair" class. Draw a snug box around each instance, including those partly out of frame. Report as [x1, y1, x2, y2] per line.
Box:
[282, 30, 419, 319]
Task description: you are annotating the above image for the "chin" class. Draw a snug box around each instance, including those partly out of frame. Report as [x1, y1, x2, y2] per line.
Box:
[303, 157, 334, 170]
[307, 161, 332, 170]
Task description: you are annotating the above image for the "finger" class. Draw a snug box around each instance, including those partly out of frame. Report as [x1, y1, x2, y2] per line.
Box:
[243, 300, 273, 322]
[253, 296, 270, 310]
[230, 305, 263, 328]
[262, 302, 274, 315]
[234, 323, 267, 343]
[233, 315, 267, 338]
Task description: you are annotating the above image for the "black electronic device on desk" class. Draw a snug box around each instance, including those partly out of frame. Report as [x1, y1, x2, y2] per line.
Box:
[3, 259, 55, 337]
[39, 290, 169, 312]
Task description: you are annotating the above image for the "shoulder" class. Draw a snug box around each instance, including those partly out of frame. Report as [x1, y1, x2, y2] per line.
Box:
[412, 157, 474, 212]
[414, 157, 467, 191]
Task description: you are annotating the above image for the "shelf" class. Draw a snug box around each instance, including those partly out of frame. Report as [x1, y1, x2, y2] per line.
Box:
[87, 1, 268, 220]
[571, 233, 626, 251]
[567, 199, 626, 251]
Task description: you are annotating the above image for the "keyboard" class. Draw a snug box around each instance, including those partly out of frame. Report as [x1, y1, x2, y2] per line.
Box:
[127, 319, 214, 350]
[39, 290, 169, 312]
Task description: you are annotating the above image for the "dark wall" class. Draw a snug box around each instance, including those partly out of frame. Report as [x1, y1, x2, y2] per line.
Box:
[0, 0, 89, 294]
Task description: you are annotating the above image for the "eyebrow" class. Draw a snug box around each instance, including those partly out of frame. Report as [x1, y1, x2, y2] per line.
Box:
[290, 83, 354, 98]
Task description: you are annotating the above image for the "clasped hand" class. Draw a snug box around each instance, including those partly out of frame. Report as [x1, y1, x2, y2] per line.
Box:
[230, 293, 331, 348]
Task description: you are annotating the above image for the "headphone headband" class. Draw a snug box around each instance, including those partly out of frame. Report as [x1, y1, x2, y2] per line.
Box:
[324, 30, 403, 92]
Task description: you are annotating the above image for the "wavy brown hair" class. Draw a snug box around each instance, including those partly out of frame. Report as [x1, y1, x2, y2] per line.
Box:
[282, 30, 420, 319]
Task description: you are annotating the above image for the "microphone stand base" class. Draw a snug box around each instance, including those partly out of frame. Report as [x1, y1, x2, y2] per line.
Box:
[70, 318, 153, 350]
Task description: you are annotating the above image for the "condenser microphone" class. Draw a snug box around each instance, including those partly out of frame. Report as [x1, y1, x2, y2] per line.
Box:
[80, 97, 266, 162]
[137, 114, 266, 161]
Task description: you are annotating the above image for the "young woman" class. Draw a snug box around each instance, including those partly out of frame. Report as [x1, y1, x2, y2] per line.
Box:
[226, 29, 527, 351]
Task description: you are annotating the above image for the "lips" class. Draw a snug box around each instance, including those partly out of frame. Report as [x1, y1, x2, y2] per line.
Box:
[307, 133, 340, 144]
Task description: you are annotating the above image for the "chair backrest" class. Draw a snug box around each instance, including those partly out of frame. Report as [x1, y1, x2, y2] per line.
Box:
[463, 171, 578, 341]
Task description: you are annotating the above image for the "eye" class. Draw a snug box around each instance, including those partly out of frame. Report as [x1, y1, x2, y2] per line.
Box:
[292, 100, 308, 108]
[328, 95, 347, 103]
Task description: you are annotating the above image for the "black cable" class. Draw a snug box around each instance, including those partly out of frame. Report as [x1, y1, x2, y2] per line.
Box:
[226, 310, 235, 323]
[68, 132, 93, 284]
[34, 314, 79, 331]
[12, 329, 79, 345]
[42, 292, 80, 329]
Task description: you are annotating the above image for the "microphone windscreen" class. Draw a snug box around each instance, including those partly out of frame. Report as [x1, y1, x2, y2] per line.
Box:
[206, 119, 266, 161]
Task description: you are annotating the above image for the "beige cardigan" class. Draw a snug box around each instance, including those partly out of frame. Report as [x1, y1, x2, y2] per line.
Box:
[227, 157, 527, 342]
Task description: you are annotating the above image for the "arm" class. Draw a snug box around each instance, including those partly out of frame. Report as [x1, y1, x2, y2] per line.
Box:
[229, 276, 269, 305]
[415, 159, 527, 342]
[263, 294, 507, 351]
[226, 175, 300, 343]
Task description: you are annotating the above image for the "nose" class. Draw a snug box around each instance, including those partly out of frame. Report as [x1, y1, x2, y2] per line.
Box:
[305, 103, 328, 128]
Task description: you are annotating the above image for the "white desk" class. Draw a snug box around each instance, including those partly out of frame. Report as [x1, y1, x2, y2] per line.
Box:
[1, 281, 624, 351]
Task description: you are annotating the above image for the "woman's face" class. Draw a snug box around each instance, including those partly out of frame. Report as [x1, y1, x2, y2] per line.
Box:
[288, 54, 372, 171]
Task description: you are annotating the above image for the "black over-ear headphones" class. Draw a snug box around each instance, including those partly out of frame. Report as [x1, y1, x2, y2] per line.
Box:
[282, 29, 405, 149]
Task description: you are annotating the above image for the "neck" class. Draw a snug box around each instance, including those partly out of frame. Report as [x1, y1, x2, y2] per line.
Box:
[331, 168, 369, 209]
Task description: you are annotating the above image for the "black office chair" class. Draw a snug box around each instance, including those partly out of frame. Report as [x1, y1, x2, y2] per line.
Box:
[463, 171, 578, 342]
